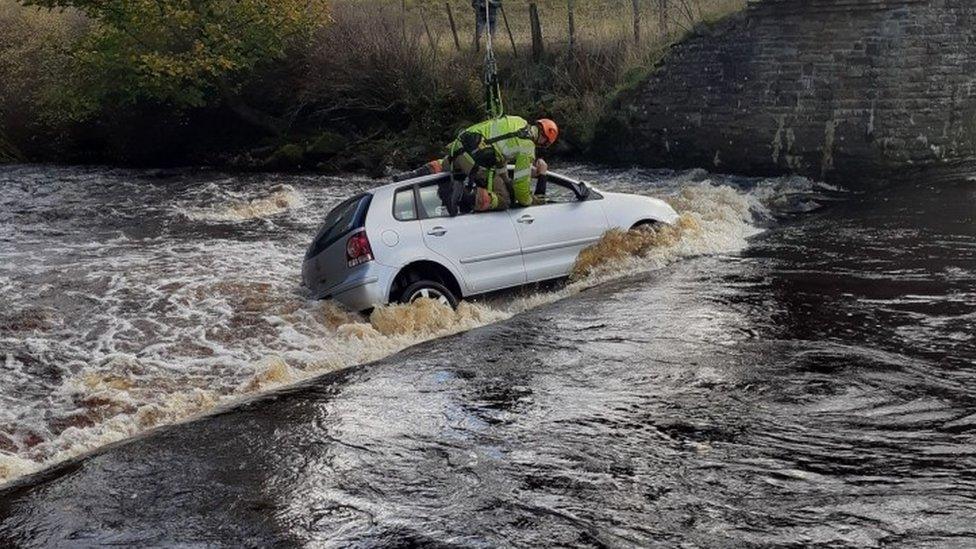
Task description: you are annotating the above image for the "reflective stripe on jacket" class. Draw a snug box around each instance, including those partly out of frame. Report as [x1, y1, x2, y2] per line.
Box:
[446, 115, 536, 207]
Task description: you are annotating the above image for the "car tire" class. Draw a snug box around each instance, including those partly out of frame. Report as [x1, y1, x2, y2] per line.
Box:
[398, 280, 459, 309]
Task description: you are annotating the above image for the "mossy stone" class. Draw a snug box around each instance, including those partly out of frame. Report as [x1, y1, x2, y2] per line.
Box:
[264, 143, 305, 170]
[306, 132, 347, 160]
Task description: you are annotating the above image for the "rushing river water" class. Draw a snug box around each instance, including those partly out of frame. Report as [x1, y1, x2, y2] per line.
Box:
[0, 165, 973, 547]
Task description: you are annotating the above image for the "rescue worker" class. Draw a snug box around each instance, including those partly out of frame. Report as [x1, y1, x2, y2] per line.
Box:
[394, 116, 559, 216]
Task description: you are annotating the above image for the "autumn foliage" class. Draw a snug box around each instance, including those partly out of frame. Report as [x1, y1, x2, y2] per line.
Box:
[22, 0, 327, 119]
[0, 0, 741, 167]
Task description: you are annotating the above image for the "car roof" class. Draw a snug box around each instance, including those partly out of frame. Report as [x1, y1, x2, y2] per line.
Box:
[364, 168, 584, 195]
[366, 172, 450, 195]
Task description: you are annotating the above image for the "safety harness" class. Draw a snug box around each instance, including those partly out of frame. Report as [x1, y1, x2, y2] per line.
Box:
[446, 124, 533, 164]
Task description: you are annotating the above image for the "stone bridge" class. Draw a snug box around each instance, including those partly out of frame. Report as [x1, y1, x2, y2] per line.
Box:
[593, 0, 976, 184]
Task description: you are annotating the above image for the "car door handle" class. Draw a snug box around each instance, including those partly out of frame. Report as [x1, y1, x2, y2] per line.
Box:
[427, 226, 448, 236]
[517, 215, 535, 225]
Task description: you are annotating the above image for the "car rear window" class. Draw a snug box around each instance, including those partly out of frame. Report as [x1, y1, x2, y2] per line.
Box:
[305, 193, 372, 259]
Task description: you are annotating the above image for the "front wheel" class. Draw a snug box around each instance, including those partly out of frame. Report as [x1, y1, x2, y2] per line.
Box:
[398, 280, 459, 309]
[630, 220, 660, 232]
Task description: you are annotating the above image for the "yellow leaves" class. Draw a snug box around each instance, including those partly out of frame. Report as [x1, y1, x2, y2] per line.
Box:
[137, 47, 237, 84]
[213, 55, 238, 72]
[1, 0, 333, 119]
[0, 2, 86, 122]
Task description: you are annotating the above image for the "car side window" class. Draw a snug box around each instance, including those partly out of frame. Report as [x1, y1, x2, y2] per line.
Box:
[393, 187, 417, 221]
[542, 181, 580, 204]
[418, 184, 452, 219]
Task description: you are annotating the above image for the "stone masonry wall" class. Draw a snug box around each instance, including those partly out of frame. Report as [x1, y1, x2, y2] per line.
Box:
[593, 0, 976, 183]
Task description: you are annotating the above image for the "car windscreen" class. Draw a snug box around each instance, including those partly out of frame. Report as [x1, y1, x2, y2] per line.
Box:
[306, 193, 372, 259]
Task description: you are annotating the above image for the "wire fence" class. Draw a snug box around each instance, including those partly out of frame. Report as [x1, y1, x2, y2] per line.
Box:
[371, 0, 745, 59]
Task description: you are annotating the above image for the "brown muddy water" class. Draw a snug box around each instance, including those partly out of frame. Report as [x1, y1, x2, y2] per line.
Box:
[0, 165, 973, 547]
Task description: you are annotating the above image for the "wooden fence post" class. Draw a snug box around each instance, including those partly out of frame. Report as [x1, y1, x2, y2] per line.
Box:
[632, 0, 641, 44]
[446, 2, 461, 51]
[474, 2, 480, 52]
[529, 2, 544, 62]
[401, 0, 407, 43]
[567, 0, 576, 51]
[421, 8, 438, 57]
[658, 0, 669, 36]
[500, 3, 519, 57]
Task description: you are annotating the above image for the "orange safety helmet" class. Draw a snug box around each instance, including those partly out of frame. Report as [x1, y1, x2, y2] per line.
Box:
[535, 119, 559, 147]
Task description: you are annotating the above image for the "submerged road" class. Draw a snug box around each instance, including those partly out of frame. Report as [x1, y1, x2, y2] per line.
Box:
[1, 180, 974, 547]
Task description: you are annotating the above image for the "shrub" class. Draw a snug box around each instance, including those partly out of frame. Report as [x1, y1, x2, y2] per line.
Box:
[20, 0, 330, 128]
[0, 2, 86, 156]
[300, 1, 482, 146]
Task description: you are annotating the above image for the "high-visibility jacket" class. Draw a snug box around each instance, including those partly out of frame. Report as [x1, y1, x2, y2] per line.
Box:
[446, 115, 536, 207]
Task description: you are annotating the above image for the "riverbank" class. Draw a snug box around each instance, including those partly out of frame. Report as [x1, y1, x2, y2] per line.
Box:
[0, 0, 743, 174]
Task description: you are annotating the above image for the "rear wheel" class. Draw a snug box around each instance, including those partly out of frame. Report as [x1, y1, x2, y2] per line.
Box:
[398, 280, 459, 309]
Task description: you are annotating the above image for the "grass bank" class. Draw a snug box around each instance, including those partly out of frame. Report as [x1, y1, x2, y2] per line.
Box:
[0, 0, 744, 173]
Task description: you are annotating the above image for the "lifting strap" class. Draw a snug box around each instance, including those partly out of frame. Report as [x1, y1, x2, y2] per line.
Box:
[485, 125, 532, 145]
[483, 1, 504, 119]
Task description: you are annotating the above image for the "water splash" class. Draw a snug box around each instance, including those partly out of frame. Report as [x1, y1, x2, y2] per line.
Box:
[0, 454, 36, 483]
[182, 184, 305, 222]
[572, 183, 760, 281]
[370, 299, 508, 337]
[572, 220, 698, 281]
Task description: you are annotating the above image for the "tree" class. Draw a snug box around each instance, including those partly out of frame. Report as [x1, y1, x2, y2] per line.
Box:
[22, 0, 329, 134]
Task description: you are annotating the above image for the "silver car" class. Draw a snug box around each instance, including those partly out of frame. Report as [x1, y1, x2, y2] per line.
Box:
[303, 171, 679, 311]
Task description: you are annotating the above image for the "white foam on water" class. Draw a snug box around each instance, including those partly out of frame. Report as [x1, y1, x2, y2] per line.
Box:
[0, 454, 37, 483]
[180, 184, 305, 222]
[0, 166, 826, 486]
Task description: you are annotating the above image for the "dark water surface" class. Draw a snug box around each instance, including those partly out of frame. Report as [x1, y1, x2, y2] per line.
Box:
[1, 170, 974, 547]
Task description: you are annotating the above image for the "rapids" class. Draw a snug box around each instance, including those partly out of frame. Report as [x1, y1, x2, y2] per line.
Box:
[0, 171, 972, 547]
[0, 165, 830, 485]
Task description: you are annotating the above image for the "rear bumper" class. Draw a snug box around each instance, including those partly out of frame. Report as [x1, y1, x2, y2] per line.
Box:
[304, 260, 396, 311]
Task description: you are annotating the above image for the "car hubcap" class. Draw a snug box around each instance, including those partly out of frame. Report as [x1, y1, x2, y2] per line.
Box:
[409, 287, 450, 307]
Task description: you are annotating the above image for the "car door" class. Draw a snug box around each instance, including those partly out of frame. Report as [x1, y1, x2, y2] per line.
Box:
[417, 183, 526, 295]
[511, 179, 609, 283]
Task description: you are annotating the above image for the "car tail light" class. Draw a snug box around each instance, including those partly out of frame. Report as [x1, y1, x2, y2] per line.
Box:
[346, 230, 374, 268]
